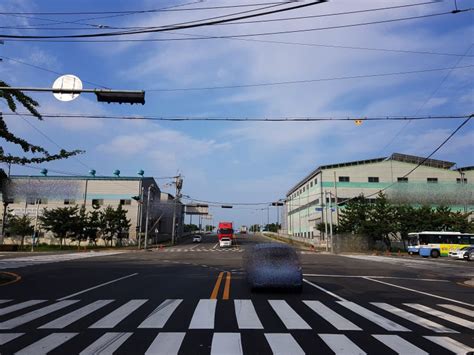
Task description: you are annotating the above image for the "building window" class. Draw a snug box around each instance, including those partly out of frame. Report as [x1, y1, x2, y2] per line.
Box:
[303, 186, 305, 192]
[314, 178, 318, 185]
[64, 199, 76, 205]
[310, 181, 313, 188]
[339, 176, 350, 182]
[456, 178, 467, 184]
[120, 199, 131, 205]
[368, 177, 379, 183]
[427, 177, 438, 183]
[397, 177, 408, 183]
[92, 199, 104, 207]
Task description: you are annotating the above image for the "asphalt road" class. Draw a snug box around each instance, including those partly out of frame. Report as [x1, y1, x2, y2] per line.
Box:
[0, 233, 473, 354]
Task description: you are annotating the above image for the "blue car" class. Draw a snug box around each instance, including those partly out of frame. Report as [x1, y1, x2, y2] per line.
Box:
[245, 243, 303, 291]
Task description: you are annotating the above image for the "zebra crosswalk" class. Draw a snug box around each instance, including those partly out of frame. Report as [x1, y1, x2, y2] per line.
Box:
[0, 298, 472, 354]
[0, 251, 124, 270]
[159, 247, 243, 253]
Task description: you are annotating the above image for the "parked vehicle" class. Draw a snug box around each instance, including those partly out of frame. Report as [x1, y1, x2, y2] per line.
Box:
[217, 222, 234, 247]
[192, 235, 202, 243]
[448, 246, 474, 261]
[407, 231, 474, 258]
[245, 243, 303, 291]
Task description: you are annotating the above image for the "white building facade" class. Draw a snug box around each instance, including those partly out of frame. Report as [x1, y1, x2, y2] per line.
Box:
[286, 153, 473, 241]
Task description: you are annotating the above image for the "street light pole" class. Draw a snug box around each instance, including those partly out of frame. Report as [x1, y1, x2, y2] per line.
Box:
[144, 184, 154, 250]
[137, 186, 144, 249]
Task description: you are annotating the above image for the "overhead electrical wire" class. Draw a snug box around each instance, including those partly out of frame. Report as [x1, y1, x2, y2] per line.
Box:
[0, 1, 437, 31]
[148, 64, 474, 92]
[4, 112, 470, 122]
[3, 8, 470, 43]
[0, 2, 293, 16]
[0, 1, 328, 39]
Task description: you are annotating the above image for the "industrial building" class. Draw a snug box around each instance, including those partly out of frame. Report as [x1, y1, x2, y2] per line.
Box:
[0, 170, 184, 246]
[285, 153, 473, 241]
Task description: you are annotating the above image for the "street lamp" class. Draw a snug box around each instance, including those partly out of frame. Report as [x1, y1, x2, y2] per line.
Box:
[144, 184, 155, 250]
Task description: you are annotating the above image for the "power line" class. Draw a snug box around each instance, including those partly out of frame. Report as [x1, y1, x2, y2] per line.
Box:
[2, 8, 470, 42]
[0, 2, 437, 31]
[0, 55, 108, 88]
[3, 113, 470, 122]
[0, 2, 292, 16]
[0, 1, 328, 39]
[145, 64, 474, 92]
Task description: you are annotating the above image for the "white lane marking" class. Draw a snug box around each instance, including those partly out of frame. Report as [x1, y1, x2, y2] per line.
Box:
[211, 333, 243, 355]
[264, 333, 305, 355]
[371, 303, 457, 333]
[424, 336, 474, 354]
[404, 303, 474, 329]
[15, 332, 78, 355]
[0, 300, 47, 317]
[139, 299, 183, 329]
[0, 333, 24, 345]
[337, 301, 410, 332]
[57, 273, 138, 301]
[438, 304, 474, 317]
[212, 243, 219, 250]
[303, 300, 361, 331]
[268, 300, 311, 330]
[189, 299, 217, 329]
[0, 300, 12, 305]
[79, 332, 132, 355]
[302, 278, 347, 301]
[303, 274, 449, 282]
[319, 334, 366, 355]
[0, 300, 79, 329]
[145, 332, 185, 355]
[234, 299, 263, 329]
[362, 277, 472, 306]
[372, 335, 428, 355]
[39, 299, 113, 329]
[90, 299, 147, 328]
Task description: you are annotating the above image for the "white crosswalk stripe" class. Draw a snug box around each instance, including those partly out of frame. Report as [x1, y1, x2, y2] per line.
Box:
[0, 333, 24, 345]
[373, 335, 428, 355]
[337, 301, 410, 332]
[145, 332, 185, 355]
[319, 334, 366, 355]
[139, 299, 183, 329]
[211, 333, 243, 355]
[424, 336, 474, 354]
[39, 300, 113, 329]
[0, 300, 47, 317]
[404, 303, 474, 329]
[268, 300, 311, 329]
[14, 332, 78, 355]
[79, 332, 132, 355]
[265, 333, 305, 355]
[0, 300, 12, 305]
[0, 300, 79, 329]
[437, 304, 474, 318]
[90, 299, 147, 328]
[371, 303, 457, 333]
[234, 299, 263, 329]
[0, 252, 124, 270]
[189, 299, 217, 329]
[162, 248, 243, 253]
[304, 300, 361, 331]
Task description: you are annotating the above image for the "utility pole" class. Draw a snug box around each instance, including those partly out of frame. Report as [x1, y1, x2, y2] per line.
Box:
[0, 161, 11, 245]
[136, 186, 144, 249]
[32, 199, 40, 252]
[144, 184, 154, 250]
[171, 174, 183, 245]
[324, 191, 328, 252]
[328, 192, 334, 253]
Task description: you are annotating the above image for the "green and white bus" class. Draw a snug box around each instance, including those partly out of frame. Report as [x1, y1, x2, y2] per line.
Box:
[407, 231, 474, 258]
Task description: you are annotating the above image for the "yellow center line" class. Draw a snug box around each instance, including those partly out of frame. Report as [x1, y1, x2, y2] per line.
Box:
[210, 271, 224, 299]
[223, 272, 231, 300]
[0, 271, 21, 287]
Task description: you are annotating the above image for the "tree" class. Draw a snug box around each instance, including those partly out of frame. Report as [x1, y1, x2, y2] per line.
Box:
[0, 81, 83, 165]
[184, 224, 199, 233]
[338, 195, 370, 235]
[249, 224, 260, 232]
[366, 192, 397, 249]
[205, 225, 215, 232]
[39, 206, 79, 248]
[99, 205, 131, 246]
[8, 215, 34, 248]
[264, 223, 281, 233]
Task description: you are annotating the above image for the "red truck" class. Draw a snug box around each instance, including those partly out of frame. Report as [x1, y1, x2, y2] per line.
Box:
[218, 222, 234, 247]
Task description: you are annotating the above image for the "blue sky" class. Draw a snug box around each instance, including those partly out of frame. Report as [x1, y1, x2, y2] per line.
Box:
[1, 0, 473, 227]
